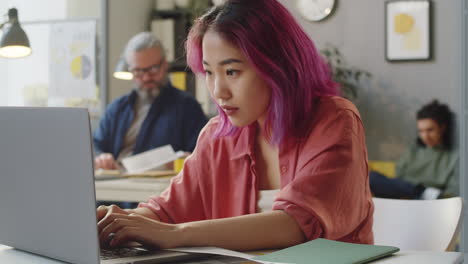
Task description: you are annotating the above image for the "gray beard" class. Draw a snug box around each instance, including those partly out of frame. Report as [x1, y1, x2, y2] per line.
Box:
[136, 86, 160, 103]
[135, 77, 169, 100]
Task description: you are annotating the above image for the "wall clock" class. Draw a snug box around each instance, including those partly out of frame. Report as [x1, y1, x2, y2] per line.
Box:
[296, 0, 336, 22]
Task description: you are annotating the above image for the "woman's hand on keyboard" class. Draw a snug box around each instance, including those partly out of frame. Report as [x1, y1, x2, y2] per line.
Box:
[96, 204, 129, 222]
[97, 212, 182, 249]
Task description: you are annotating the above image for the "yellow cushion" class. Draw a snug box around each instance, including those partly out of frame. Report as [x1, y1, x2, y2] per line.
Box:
[368, 160, 396, 178]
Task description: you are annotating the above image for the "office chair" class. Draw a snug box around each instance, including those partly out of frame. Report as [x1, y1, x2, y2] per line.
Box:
[372, 197, 463, 251]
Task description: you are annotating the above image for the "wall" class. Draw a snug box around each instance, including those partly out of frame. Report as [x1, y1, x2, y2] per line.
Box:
[0, 0, 67, 106]
[279, 0, 463, 160]
[67, 0, 100, 19]
[2, 0, 67, 21]
[107, 0, 154, 102]
[0, 0, 101, 129]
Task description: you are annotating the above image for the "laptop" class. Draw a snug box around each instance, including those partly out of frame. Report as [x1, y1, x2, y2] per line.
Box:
[0, 107, 207, 264]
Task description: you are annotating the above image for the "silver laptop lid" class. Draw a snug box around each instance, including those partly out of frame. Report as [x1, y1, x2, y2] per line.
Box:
[0, 107, 100, 264]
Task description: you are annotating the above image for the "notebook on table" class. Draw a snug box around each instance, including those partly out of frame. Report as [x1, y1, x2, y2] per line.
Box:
[0, 107, 207, 264]
[252, 238, 399, 264]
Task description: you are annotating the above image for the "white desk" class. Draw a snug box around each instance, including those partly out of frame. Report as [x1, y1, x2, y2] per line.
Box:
[94, 177, 171, 202]
[0, 245, 463, 264]
[372, 251, 463, 263]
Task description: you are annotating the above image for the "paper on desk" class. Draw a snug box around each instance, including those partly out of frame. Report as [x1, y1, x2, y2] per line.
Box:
[167, 247, 291, 264]
[121, 145, 185, 174]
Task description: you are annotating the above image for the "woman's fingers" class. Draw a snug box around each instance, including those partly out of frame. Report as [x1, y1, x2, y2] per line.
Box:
[98, 213, 144, 246]
[109, 223, 165, 248]
[109, 226, 141, 247]
[98, 213, 178, 249]
[96, 205, 109, 221]
[97, 205, 128, 233]
[99, 216, 132, 246]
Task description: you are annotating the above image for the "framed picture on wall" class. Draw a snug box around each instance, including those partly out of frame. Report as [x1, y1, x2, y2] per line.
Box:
[385, 0, 431, 61]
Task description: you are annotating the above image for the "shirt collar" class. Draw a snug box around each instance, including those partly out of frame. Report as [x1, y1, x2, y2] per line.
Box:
[230, 123, 257, 160]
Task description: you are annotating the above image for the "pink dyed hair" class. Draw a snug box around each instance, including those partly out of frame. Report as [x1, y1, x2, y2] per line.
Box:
[186, 0, 338, 145]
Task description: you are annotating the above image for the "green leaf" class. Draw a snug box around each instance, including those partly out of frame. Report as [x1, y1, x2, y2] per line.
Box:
[319, 44, 371, 101]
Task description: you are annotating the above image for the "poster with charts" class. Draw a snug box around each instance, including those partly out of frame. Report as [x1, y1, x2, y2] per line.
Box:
[49, 20, 96, 99]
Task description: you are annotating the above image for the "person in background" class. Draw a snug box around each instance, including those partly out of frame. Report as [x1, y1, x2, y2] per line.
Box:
[370, 100, 458, 199]
[94, 32, 207, 170]
[96, 0, 374, 251]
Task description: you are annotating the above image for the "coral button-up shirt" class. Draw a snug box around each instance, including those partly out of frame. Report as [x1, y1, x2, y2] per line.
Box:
[139, 96, 374, 244]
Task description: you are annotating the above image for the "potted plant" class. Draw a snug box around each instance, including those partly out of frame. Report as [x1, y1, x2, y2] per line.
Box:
[320, 44, 371, 100]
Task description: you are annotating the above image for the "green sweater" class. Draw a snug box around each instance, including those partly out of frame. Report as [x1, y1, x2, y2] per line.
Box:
[396, 144, 459, 197]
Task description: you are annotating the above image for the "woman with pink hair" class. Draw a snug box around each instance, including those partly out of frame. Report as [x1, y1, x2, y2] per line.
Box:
[97, 0, 374, 250]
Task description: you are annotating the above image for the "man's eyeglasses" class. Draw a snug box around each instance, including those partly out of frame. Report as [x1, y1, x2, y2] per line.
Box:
[129, 60, 164, 78]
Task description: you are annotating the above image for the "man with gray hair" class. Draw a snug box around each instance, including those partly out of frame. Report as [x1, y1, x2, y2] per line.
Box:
[94, 32, 207, 170]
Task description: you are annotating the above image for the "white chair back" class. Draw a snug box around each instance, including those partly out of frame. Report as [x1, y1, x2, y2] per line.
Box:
[372, 197, 463, 251]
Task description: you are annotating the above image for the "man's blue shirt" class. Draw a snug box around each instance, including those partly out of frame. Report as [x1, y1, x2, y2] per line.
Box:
[93, 84, 208, 157]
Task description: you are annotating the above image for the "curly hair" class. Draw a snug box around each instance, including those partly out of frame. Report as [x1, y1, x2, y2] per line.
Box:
[416, 100, 454, 149]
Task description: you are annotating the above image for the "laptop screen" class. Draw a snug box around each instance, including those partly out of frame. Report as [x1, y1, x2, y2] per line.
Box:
[0, 107, 100, 264]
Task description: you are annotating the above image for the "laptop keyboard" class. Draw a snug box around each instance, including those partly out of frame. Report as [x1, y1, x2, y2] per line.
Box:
[100, 247, 153, 260]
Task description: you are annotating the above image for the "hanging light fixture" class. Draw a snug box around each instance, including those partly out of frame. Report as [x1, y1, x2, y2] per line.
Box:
[113, 57, 133, 80]
[0, 8, 31, 58]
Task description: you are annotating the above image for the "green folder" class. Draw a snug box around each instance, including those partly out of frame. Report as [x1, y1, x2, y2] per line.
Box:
[252, 239, 399, 264]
